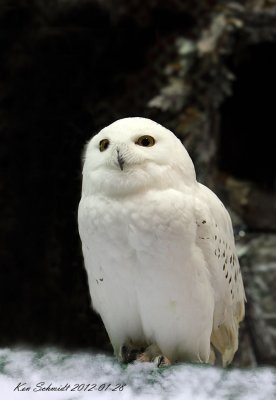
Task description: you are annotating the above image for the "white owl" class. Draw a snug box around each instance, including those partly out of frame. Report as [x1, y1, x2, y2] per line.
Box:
[78, 117, 245, 367]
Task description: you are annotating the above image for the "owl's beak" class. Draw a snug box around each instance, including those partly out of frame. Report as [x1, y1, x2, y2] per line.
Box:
[116, 148, 125, 171]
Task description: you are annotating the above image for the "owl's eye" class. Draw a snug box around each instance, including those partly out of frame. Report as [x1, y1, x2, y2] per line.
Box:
[99, 139, 110, 152]
[135, 135, 155, 147]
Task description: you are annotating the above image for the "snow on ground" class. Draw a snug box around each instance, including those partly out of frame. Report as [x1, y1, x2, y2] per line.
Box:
[0, 347, 275, 400]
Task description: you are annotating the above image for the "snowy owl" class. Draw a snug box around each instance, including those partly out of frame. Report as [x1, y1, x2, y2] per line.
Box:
[78, 117, 245, 367]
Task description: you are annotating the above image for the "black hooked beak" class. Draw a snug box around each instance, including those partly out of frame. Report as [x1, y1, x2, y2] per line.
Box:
[116, 148, 125, 171]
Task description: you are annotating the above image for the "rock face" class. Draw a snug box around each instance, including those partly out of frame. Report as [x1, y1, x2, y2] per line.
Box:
[239, 234, 276, 365]
[0, 0, 275, 366]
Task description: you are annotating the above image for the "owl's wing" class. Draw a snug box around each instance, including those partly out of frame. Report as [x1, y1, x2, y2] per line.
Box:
[194, 183, 246, 366]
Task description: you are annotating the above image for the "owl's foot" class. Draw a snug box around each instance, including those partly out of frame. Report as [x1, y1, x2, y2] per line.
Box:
[120, 343, 171, 367]
[120, 343, 145, 363]
[136, 344, 171, 367]
[154, 355, 171, 367]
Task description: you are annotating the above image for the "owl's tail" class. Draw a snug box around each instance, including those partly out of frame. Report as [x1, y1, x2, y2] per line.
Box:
[211, 300, 245, 367]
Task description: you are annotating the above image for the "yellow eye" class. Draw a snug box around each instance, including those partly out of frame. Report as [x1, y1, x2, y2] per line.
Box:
[135, 135, 155, 147]
[99, 139, 110, 152]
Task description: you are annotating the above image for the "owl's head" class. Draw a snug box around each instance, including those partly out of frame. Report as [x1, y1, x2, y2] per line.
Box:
[82, 117, 196, 196]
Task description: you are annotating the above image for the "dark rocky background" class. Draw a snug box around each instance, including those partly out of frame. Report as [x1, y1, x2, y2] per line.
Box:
[0, 0, 275, 366]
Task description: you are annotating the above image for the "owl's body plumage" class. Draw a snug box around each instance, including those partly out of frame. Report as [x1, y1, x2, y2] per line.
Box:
[78, 117, 245, 366]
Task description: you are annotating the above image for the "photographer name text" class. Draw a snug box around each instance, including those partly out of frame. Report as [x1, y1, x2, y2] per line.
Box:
[14, 382, 126, 392]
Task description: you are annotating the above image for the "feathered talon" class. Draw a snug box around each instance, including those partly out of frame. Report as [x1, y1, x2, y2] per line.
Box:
[120, 344, 145, 363]
[154, 355, 171, 368]
[136, 344, 171, 367]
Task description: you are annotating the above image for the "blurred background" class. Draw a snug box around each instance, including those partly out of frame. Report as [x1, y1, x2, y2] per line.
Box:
[0, 0, 275, 368]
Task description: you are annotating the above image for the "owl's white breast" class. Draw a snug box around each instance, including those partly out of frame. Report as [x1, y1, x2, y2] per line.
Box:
[78, 188, 214, 362]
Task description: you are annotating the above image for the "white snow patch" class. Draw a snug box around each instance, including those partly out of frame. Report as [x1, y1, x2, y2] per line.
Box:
[0, 347, 275, 400]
